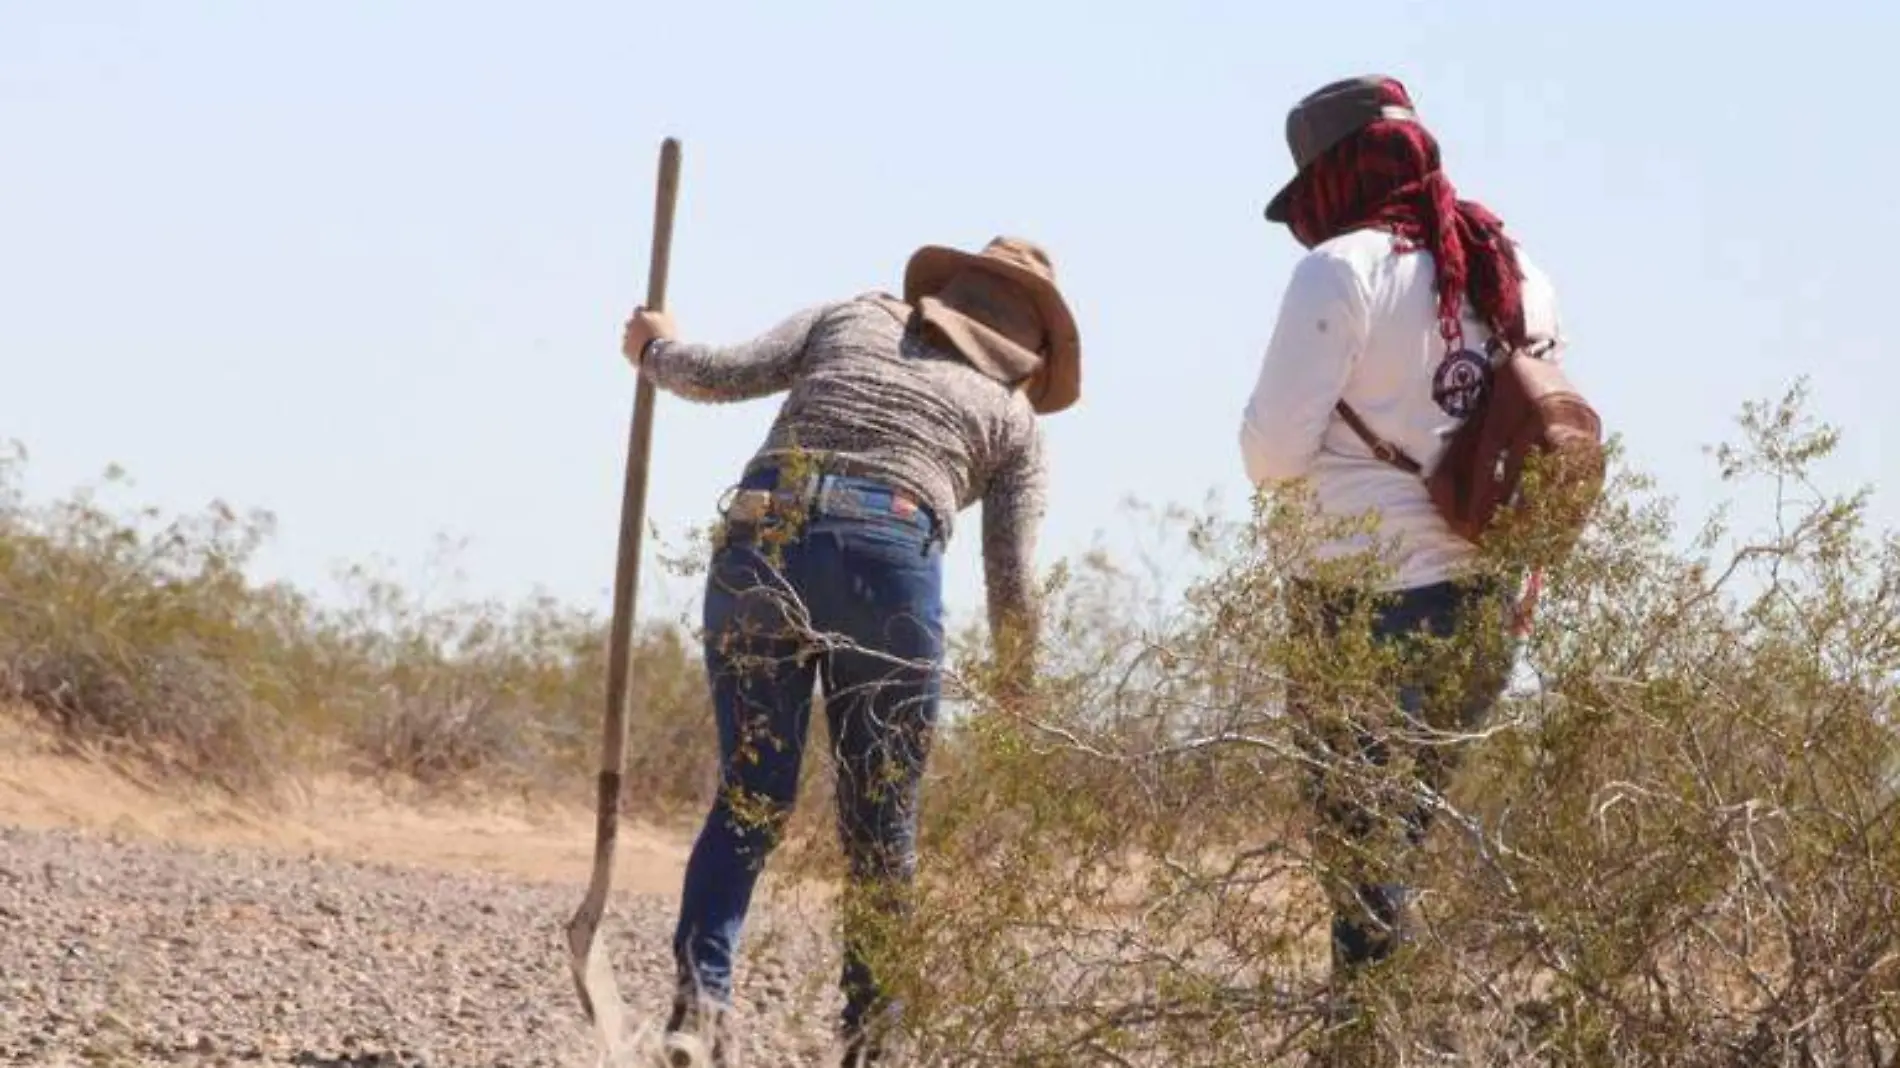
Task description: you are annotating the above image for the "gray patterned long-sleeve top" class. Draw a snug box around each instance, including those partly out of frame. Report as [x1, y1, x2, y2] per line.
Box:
[640, 293, 1047, 644]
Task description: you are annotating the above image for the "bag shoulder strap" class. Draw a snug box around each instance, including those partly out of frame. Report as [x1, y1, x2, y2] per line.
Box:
[1334, 333, 1561, 478]
[1334, 400, 1424, 476]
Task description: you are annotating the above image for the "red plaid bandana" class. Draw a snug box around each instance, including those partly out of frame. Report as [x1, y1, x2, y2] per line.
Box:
[1283, 80, 1527, 352]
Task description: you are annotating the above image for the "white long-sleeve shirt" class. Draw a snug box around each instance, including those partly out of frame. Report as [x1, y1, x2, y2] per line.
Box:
[1239, 227, 1566, 591]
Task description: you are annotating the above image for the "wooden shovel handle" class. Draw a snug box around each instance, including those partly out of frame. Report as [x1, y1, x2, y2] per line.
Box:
[598, 137, 680, 801]
[566, 139, 681, 1029]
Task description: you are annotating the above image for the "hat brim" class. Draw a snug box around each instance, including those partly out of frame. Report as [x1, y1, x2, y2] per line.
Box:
[904, 245, 1081, 415]
[1263, 172, 1299, 223]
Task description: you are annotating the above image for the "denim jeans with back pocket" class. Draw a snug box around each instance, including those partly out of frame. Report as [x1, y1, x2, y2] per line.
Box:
[671, 466, 945, 1040]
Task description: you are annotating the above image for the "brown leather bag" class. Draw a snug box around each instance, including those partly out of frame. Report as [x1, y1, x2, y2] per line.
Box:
[1337, 342, 1605, 552]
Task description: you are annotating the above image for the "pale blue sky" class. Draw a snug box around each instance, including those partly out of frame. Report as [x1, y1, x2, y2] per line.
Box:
[3, 2, 1894, 630]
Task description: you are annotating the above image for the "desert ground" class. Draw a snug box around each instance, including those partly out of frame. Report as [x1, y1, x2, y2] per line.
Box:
[0, 716, 847, 1068]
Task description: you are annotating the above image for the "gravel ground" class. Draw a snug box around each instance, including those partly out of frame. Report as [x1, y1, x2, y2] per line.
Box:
[0, 824, 846, 1068]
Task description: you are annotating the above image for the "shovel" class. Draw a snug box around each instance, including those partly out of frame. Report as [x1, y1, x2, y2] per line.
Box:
[564, 134, 682, 1060]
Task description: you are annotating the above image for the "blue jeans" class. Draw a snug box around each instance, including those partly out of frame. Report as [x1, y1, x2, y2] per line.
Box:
[1288, 578, 1513, 974]
[672, 468, 944, 1038]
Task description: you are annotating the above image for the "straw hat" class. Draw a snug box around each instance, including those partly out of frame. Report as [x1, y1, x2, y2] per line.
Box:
[903, 236, 1081, 415]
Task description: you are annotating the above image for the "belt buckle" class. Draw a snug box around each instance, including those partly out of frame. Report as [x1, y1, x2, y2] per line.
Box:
[723, 488, 774, 525]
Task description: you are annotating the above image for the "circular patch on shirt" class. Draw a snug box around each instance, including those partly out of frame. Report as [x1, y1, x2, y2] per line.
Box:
[1432, 348, 1492, 418]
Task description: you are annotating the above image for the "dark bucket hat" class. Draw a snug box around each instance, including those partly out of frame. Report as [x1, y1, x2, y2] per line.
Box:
[1263, 74, 1422, 223]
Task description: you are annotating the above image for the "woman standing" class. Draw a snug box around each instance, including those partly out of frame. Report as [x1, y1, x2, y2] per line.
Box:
[1239, 75, 1562, 997]
[621, 236, 1081, 1066]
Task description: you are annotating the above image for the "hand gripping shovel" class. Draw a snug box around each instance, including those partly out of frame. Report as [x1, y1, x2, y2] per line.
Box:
[565, 135, 682, 1061]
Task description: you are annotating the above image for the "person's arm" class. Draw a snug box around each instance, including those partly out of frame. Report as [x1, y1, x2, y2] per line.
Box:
[982, 424, 1049, 683]
[638, 301, 841, 403]
[1237, 252, 1369, 484]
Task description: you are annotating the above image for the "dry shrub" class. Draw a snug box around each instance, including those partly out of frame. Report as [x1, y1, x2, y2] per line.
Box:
[341, 614, 711, 798]
[0, 440, 715, 809]
[0, 448, 288, 788]
[811, 382, 1900, 1067]
[9, 376, 1896, 1067]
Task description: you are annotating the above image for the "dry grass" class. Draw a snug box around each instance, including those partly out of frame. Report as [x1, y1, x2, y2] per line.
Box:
[0, 441, 716, 811]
